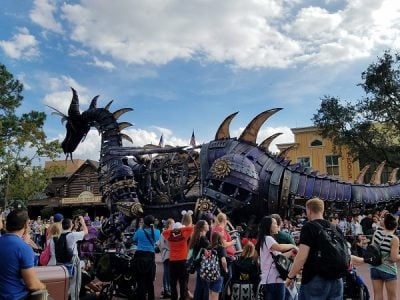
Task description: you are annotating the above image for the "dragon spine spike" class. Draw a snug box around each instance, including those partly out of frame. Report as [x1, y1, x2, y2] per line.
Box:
[215, 111, 239, 140]
[104, 100, 114, 110]
[389, 167, 399, 184]
[120, 133, 133, 144]
[279, 144, 295, 158]
[239, 108, 283, 144]
[89, 95, 99, 109]
[259, 132, 283, 152]
[355, 164, 370, 184]
[69, 87, 81, 118]
[370, 161, 386, 185]
[113, 108, 133, 120]
[118, 122, 133, 131]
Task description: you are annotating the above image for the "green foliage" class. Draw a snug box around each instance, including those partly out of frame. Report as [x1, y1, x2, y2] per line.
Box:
[72, 208, 87, 218]
[313, 51, 400, 167]
[0, 63, 63, 207]
[40, 206, 54, 219]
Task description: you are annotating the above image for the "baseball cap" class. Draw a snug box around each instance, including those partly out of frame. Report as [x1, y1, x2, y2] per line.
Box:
[53, 213, 64, 222]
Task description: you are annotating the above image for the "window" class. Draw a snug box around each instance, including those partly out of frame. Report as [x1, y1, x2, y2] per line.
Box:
[326, 155, 340, 176]
[297, 157, 311, 167]
[310, 139, 323, 147]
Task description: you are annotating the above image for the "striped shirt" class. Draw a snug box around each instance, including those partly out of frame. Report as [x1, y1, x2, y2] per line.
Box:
[371, 228, 397, 275]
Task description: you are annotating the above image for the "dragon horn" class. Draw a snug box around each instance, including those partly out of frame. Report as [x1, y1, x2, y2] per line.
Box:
[105, 100, 114, 110]
[279, 144, 295, 158]
[113, 108, 133, 120]
[68, 87, 81, 118]
[370, 161, 386, 185]
[259, 132, 282, 152]
[215, 112, 238, 140]
[239, 108, 282, 144]
[388, 167, 399, 185]
[118, 122, 133, 131]
[120, 133, 133, 144]
[355, 165, 370, 184]
[89, 95, 99, 109]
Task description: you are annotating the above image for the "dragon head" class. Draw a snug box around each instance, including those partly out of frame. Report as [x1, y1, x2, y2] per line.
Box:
[48, 88, 92, 159]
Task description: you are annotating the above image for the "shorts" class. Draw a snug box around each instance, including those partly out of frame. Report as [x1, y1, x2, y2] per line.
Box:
[370, 268, 397, 281]
[208, 276, 224, 293]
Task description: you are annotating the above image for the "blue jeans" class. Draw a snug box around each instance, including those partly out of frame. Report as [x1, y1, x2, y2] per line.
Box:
[299, 275, 343, 300]
[263, 283, 285, 300]
[163, 259, 171, 292]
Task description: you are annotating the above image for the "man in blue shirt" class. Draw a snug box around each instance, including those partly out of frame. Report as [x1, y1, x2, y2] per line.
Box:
[0, 209, 46, 299]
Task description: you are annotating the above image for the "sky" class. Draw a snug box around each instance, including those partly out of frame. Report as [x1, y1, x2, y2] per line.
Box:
[1, 0, 399, 163]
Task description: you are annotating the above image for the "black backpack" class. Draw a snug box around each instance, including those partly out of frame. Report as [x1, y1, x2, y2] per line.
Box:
[54, 232, 73, 264]
[311, 220, 350, 279]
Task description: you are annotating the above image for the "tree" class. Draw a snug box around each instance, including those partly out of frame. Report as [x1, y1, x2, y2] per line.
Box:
[0, 63, 62, 208]
[312, 51, 400, 167]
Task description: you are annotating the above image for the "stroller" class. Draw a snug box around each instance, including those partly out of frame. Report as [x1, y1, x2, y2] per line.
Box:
[343, 267, 370, 300]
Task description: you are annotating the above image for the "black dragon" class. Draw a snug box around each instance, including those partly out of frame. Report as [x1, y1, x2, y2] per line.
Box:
[52, 89, 400, 226]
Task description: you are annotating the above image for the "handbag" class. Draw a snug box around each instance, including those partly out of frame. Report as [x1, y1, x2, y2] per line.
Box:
[272, 253, 293, 279]
[39, 242, 51, 266]
[363, 243, 382, 266]
[186, 248, 203, 274]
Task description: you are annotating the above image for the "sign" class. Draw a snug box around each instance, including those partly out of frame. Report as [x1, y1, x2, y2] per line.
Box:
[61, 191, 102, 204]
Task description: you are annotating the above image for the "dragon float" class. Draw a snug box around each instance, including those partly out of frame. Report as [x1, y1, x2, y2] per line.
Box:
[52, 89, 400, 227]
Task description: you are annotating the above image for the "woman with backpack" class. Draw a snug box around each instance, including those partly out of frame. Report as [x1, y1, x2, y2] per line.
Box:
[369, 213, 400, 300]
[188, 220, 210, 300]
[206, 232, 228, 300]
[231, 241, 259, 299]
[255, 216, 298, 300]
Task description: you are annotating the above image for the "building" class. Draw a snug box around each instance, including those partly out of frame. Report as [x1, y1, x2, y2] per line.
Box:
[28, 159, 108, 217]
[276, 126, 360, 182]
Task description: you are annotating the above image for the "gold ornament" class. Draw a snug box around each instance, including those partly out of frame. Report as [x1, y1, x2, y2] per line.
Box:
[211, 159, 231, 179]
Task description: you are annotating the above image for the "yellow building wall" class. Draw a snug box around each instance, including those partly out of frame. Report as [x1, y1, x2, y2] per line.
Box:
[282, 128, 360, 183]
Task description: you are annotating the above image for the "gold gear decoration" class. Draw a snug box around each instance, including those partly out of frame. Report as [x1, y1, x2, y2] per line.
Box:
[196, 198, 213, 212]
[211, 159, 231, 179]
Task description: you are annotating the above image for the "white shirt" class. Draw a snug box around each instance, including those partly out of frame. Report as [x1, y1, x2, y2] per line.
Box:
[259, 235, 283, 284]
[65, 231, 85, 256]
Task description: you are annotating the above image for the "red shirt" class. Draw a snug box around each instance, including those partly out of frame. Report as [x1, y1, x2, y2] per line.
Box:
[212, 225, 235, 257]
[162, 226, 193, 261]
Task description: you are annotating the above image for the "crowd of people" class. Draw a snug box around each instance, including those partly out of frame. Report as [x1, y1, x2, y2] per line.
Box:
[0, 201, 399, 300]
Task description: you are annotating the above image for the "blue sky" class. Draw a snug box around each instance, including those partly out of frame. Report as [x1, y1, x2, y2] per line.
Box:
[1, 0, 399, 162]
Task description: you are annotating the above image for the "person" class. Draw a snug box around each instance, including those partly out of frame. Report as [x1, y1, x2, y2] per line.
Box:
[162, 221, 194, 300]
[285, 197, 347, 300]
[60, 216, 88, 300]
[47, 220, 62, 266]
[158, 218, 174, 298]
[188, 220, 210, 300]
[231, 241, 259, 298]
[132, 214, 161, 300]
[360, 213, 373, 235]
[209, 232, 228, 300]
[0, 209, 46, 299]
[256, 216, 297, 300]
[350, 234, 369, 257]
[369, 213, 400, 300]
[271, 214, 295, 245]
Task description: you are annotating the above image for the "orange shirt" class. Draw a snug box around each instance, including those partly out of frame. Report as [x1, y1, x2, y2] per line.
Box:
[162, 226, 193, 261]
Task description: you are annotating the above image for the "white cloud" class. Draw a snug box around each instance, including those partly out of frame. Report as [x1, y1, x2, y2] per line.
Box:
[41, 75, 89, 114]
[57, 0, 400, 69]
[30, 0, 63, 33]
[0, 27, 39, 60]
[88, 57, 116, 70]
